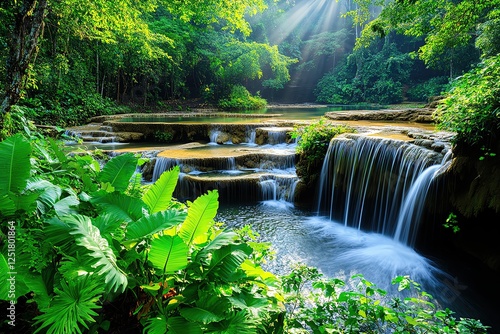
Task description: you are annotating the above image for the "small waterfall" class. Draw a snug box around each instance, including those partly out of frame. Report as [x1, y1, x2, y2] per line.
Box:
[209, 128, 233, 145]
[259, 175, 298, 203]
[245, 127, 257, 146]
[317, 135, 445, 247]
[267, 130, 288, 145]
[152, 156, 237, 181]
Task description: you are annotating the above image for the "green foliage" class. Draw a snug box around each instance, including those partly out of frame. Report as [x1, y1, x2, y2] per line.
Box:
[283, 265, 489, 333]
[292, 118, 355, 163]
[315, 40, 412, 104]
[476, 9, 500, 58]
[352, 0, 497, 68]
[153, 130, 174, 143]
[218, 85, 267, 110]
[407, 76, 450, 102]
[443, 213, 460, 234]
[0, 132, 284, 332]
[33, 275, 104, 334]
[434, 55, 500, 150]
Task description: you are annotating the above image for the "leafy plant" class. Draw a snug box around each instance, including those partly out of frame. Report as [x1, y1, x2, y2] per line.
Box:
[218, 85, 267, 110]
[282, 265, 489, 333]
[435, 54, 500, 151]
[291, 118, 354, 163]
[0, 132, 285, 333]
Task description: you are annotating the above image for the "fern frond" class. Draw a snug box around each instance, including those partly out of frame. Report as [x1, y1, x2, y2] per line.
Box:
[142, 165, 180, 213]
[65, 215, 128, 293]
[179, 190, 219, 246]
[34, 275, 103, 334]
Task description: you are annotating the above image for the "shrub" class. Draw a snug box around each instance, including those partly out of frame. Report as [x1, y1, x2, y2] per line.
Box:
[291, 118, 355, 163]
[218, 85, 267, 110]
[283, 265, 489, 333]
[434, 55, 500, 150]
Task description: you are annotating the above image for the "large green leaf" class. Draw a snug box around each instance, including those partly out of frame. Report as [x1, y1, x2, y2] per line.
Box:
[0, 134, 31, 195]
[195, 231, 239, 265]
[45, 217, 74, 252]
[98, 153, 137, 192]
[167, 316, 203, 334]
[65, 215, 128, 293]
[33, 275, 103, 334]
[205, 310, 257, 334]
[180, 307, 223, 324]
[143, 314, 168, 334]
[125, 210, 186, 241]
[205, 244, 252, 281]
[0, 253, 10, 300]
[142, 165, 180, 213]
[26, 178, 61, 215]
[91, 191, 146, 222]
[148, 235, 189, 274]
[0, 194, 16, 216]
[179, 190, 219, 246]
[91, 212, 126, 239]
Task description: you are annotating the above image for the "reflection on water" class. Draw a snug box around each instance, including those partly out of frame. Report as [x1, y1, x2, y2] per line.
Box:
[118, 105, 382, 123]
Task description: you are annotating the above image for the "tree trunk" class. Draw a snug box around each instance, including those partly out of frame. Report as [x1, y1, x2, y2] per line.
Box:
[1, 0, 48, 114]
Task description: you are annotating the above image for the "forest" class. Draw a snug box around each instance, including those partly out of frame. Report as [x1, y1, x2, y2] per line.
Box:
[1, 0, 500, 333]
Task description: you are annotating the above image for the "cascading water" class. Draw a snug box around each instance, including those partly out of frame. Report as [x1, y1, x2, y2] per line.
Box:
[259, 175, 298, 203]
[316, 134, 446, 247]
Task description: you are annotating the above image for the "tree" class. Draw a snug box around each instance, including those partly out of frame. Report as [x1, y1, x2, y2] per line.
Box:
[1, 0, 271, 117]
[351, 0, 500, 68]
[1, 0, 48, 114]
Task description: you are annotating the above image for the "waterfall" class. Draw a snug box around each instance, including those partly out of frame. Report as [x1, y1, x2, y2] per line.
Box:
[317, 134, 446, 247]
[267, 130, 288, 145]
[259, 175, 298, 202]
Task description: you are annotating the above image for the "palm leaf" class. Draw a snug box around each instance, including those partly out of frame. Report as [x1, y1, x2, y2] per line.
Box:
[125, 210, 186, 241]
[142, 165, 180, 213]
[206, 310, 257, 334]
[167, 316, 203, 334]
[91, 191, 145, 222]
[148, 235, 189, 274]
[143, 314, 168, 334]
[179, 190, 219, 246]
[0, 133, 31, 195]
[98, 153, 137, 192]
[33, 275, 103, 334]
[65, 215, 128, 293]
